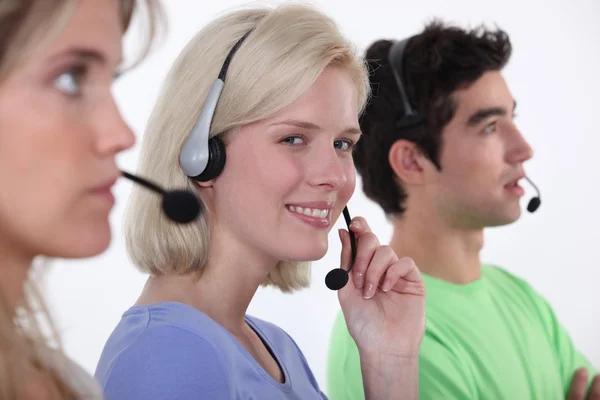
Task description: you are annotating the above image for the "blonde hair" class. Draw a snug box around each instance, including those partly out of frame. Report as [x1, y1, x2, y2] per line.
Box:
[0, 0, 162, 398]
[124, 3, 370, 292]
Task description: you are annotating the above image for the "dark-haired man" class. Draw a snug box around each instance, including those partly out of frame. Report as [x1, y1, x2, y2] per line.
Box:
[327, 21, 598, 399]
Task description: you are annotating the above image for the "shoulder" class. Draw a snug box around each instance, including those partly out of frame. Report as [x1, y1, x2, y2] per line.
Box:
[482, 264, 539, 296]
[97, 303, 234, 399]
[246, 315, 304, 357]
[34, 347, 103, 400]
[481, 264, 557, 320]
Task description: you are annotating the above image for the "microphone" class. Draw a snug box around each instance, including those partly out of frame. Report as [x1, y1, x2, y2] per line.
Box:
[325, 207, 357, 291]
[524, 176, 541, 213]
[120, 171, 201, 224]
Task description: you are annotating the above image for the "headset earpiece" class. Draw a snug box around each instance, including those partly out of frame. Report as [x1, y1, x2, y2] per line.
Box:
[179, 30, 253, 183]
[193, 136, 226, 182]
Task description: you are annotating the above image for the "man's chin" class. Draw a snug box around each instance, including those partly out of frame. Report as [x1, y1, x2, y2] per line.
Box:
[484, 209, 522, 228]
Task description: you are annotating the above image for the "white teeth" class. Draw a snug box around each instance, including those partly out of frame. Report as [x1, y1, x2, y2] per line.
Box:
[288, 205, 329, 219]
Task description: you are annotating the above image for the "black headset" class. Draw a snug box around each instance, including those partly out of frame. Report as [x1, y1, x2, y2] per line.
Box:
[387, 37, 541, 212]
[388, 38, 425, 129]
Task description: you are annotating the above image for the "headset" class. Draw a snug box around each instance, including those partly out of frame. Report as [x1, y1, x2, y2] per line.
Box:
[388, 38, 425, 129]
[387, 37, 541, 212]
[176, 29, 358, 291]
[179, 30, 253, 182]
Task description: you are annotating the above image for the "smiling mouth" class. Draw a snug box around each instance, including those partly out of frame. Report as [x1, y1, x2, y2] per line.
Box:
[286, 205, 330, 219]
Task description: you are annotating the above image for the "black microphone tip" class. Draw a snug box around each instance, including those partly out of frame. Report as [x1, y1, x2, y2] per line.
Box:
[162, 190, 201, 223]
[325, 268, 349, 291]
[527, 197, 541, 213]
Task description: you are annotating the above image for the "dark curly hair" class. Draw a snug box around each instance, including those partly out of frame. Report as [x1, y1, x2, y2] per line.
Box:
[354, 20, 512, 216]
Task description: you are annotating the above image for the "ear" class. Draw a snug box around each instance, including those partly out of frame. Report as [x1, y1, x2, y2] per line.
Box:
[192, 179, 215, 188]
[388, 139, 427, 185]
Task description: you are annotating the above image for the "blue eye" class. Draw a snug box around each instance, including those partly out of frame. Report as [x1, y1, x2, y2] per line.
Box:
[54, 65, 86, 96]
[334, 139, 354, 151]
[281, 135, 305, 145]
[482, 121, 497, 134]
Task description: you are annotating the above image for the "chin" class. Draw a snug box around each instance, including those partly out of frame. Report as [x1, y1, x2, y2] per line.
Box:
[282, 240, 329, 263]
[57, 223, 112, 259]
[485, 208, 522, 227]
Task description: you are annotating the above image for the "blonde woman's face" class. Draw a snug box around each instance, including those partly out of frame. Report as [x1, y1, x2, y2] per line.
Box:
[207, 66, 360, 265]
[0, 0, 134, 260]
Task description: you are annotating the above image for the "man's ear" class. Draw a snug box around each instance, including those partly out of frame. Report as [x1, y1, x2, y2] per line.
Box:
[388, 139, 427, 185]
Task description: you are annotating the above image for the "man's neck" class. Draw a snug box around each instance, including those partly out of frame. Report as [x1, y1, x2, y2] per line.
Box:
[389, 209, 484, 284]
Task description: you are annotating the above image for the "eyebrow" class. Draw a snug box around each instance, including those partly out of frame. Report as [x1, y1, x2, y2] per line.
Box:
[466, 100, 517, 126]
[50, 47, 109, 65]
[270, 119, 362, 135]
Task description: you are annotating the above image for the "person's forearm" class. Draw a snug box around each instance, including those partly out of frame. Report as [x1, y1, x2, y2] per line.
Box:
[359, 351, 419, 400]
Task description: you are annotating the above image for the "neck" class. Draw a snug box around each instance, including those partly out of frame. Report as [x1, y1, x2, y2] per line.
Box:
[389, 205, 484, 284]
[137, 231, 275, 336]
[0, 237, 33, 315]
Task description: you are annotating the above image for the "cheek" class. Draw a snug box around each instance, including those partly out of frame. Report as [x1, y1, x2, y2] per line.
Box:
[443, 140, 500, 182]
[340, 163, 356, 201]
[0, 94, 91, 230]
[226, 144, 305, 197]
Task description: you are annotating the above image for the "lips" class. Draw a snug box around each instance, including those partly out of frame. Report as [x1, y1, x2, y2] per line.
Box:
[285, 201, 334, 229]
[287, 205, 329, 219]
[90, 175, 118, 192]
[504, 173, 525, 188]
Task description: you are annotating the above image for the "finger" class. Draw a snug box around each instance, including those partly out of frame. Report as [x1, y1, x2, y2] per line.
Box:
[588, 374, 600, 400]
[568, 368, 589, 400]
[348, 216, 372, 237]
[362, 245, 397, 299]
[394, 256, 423, 283]
[381, 257, 425, 296]
[350, 232, 379, 289]
[338, 229, 352, 271]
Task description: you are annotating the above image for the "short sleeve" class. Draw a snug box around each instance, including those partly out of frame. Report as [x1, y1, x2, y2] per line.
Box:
[418, 334, 477, 400]
[101, 325, 234, 400]
[518, 277, 597, 396]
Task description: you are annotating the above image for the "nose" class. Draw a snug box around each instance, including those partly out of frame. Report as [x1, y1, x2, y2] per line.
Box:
[94, 98, 136, 156]
[306, 145, 348, 191]
[506, 126, 533, 165]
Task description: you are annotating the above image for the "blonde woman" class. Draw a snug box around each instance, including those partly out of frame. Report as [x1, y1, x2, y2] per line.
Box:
[0, 0, 159, 398]
[96, 4, 426, 399]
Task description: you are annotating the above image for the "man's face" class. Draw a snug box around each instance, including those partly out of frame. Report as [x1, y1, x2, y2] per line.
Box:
[432, 71, 533, 228]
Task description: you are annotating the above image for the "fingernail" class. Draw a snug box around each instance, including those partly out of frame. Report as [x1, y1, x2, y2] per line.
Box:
[338, 229, 343, 240]
[364, 283, 375, 299]
[382, 280, 392, 292]
[354, 272, 364, 288]
[350, 220, 360, 229]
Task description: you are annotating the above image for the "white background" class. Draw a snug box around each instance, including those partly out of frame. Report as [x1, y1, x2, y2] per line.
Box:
[45, 0, 599, 394]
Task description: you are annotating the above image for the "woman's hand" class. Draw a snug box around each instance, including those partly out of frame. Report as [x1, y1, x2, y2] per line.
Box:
[337, 216, 426, 360]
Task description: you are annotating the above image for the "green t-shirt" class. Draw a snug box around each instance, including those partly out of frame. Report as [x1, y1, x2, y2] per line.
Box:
[326, 264, 596, 399]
